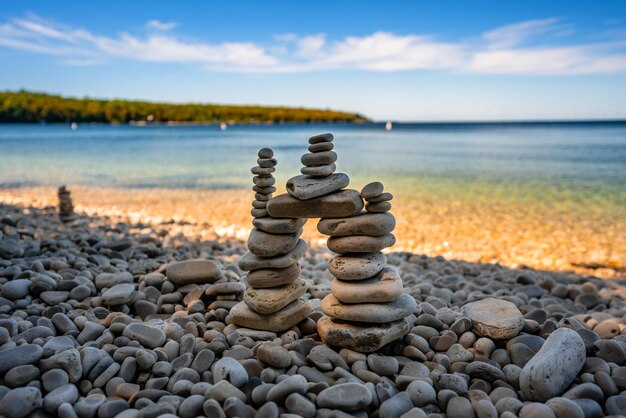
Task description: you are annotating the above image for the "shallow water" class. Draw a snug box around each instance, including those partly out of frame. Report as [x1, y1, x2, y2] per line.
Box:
[1, 122, 625, 275]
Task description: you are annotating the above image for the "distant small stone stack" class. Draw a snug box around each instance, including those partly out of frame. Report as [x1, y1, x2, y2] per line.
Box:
[316, 182, 416, 352]
[227, 148, 311, 333]
[57, 185, 76, 223]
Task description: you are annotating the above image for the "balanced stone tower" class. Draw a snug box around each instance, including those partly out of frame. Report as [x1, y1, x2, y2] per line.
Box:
[317, 181, 416, 352]
[57, 185, 76, 223]
[228, 148, 311, 332]
[233, 134, 415, 351]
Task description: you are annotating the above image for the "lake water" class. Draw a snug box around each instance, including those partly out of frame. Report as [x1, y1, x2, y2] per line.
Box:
[1, 122, 624, 207]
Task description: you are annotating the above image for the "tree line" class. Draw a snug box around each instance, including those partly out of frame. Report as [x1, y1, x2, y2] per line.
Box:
[0, 90, 370, 124]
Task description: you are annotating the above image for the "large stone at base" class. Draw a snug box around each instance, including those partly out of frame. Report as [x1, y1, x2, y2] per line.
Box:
[239, 240, 307, 271]
[267, 190, 363, 219]
[244, 279, 308, 314]
[317, 316, 410, 352]
[227, 299, 312, 332]
[286, 173, 350, 200]
[461, 298, 524, 340]
[321, 293, 416, 323]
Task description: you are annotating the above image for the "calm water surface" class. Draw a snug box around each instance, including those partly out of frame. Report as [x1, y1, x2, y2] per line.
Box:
[1, 122, 624, 210]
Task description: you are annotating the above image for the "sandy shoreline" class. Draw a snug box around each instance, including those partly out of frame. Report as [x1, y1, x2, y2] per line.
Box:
[0, 185, 623, 278]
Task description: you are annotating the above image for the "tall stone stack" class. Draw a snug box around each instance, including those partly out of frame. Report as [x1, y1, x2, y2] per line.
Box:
[57, 185, 76, 223]
[316, 182, 416, 352]
[227, 148, 311, 333]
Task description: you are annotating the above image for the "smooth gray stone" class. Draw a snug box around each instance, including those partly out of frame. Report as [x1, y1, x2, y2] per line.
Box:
[267, 375, 308, 404]
[286, 173, 349, 200]
[406, 380, 436, 406]
[546, 397, 585, 418]
[43, 384, 78, 414]
[101, 283, 135, 305]
[73, 393, 106, 418]
[379, 392, 413, 418]
[1, 279, 30, 300]
[5, 364, 40, 387]
[122, 323, 166, 349]
[0, 386, 41, 418]
[285, 393, 316, 418]
[267, 190, 363, 219]
[316, 382, 372, 411]
[203, 399, 226, 418]
[520, 328, 586, 402]
[447, 396, 475, 418]
[238, 239, 307, 271]
[212, 357, 248, 388]
[518, 403, 557, 418]
[0, 343, 43, 373]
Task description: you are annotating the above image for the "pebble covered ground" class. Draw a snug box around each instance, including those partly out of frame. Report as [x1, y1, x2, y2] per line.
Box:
[1, 202, 626, 418]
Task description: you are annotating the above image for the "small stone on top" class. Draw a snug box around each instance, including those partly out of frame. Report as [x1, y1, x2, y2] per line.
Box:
[258, 148, 274, 158]
[361, 182, 384, 199]
[308, 133, 334, 144]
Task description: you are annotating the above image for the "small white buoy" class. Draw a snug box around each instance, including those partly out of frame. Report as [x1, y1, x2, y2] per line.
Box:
[385, 120, 392, 131]
[71, 122, 78, 130]
[220, 122, 227, 131]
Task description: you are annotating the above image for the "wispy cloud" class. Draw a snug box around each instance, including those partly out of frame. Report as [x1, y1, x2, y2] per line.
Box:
[1, 15, 625, 75]
[146, 20, 177, 31]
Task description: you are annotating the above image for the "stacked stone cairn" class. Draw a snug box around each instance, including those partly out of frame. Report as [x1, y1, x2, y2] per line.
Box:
[317, 181, 416, 352]
[227, 148, 311, 332]
[57, 185, 76, 223]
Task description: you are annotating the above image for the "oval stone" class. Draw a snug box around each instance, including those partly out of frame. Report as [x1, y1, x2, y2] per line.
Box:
[244, 279, 308, 314]
[331, 267, 403, 303]
[318, 212, 395, 236]
[238, 240, 307, 271]
[301, 151, 337, 166]
[166, 259, 223, 285]
[227, 299, 312, 332]
[247, 228, 301, 257]
[317, 383, 372, 411]
[321, 293, 416, 323]
[462, 298, 524, 340]
[520, 328, 586, 402]
[287, 173, 349, 200]
[252, 217, 307, 234]
[246, 263, 301, 288]
[328, 252, 386, 280]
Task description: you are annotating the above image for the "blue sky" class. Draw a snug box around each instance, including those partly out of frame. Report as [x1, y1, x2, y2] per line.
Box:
[1, 1, 625, 121]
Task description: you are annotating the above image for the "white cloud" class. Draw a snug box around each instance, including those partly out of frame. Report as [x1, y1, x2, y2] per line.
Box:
[1, 15, 625, 75]
[146, 20, 177, 31]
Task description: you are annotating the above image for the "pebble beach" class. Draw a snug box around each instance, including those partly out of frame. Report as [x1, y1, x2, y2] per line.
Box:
[2, 192, 626, 417]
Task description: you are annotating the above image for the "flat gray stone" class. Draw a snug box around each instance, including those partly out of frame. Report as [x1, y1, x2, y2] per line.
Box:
[244, 279, 307, 314]
[327, 234, 396, 253]
[227, 299, 311, 332]
[321, 293, 415, 323]
[331, 267, 403, 303]
[317, 317, 410, 353]
[318, 212, 395, 236]
[252, 217, 306, 234]
[287, 173, 349, 200]
[267, 190, 363, 219]
[328, 252, 386, 281]
[246, 263, 301, 288]
[166, 259, 223, 285]
[462, 298, 524, 340]
[0, 387, 41, 418]
[238, 239, 307, 271]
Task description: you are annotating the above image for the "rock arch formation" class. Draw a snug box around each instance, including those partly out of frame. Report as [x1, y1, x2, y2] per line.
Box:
[228, 133, 415, 352]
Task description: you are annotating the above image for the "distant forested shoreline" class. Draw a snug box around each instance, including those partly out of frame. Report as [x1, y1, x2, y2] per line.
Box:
[0, 90, 370, 124]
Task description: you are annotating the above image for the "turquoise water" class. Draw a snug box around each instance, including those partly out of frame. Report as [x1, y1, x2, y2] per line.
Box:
[0, 122, 625, 208]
